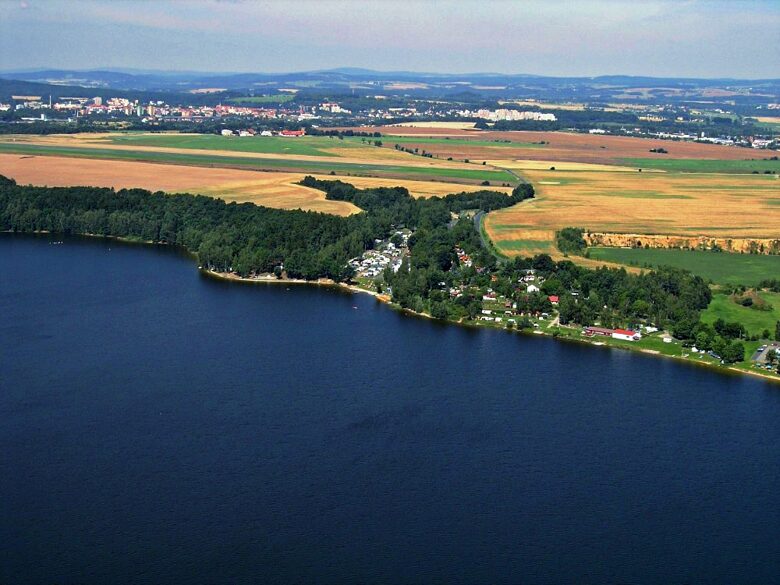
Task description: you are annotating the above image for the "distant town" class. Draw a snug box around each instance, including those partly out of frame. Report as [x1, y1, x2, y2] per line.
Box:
[1, 73, 778, 150]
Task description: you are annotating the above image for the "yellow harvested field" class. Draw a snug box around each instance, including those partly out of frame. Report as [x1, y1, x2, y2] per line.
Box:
[321, 176, 511, 198]
[485, 168, 780, 256]
[0, 154, 499, 215]
[392, 121, 477, 130]
[0, 154, 360, 215]
[755, 116, 780, 124]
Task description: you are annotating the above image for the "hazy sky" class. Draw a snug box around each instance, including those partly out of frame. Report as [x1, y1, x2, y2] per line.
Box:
[1, 0, 778, 78]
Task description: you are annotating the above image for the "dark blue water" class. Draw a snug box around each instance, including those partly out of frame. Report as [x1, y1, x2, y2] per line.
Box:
[2, 234, 779, 584]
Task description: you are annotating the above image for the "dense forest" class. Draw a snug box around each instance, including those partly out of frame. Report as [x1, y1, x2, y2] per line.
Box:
[0, 174, 529, 281]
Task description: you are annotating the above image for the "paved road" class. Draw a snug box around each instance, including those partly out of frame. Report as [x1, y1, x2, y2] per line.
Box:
[751, 342, 780, 363]
[474, 210, 504, 262]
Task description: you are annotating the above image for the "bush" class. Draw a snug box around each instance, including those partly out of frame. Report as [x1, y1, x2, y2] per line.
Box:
[555, 227, 587, 255]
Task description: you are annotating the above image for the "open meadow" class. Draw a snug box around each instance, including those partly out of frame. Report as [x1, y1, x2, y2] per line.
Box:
[702, 291, 780, 337]
[586, 248, 780, 286]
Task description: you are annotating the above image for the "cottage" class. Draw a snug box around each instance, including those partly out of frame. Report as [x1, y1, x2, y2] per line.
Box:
[548, 295, 559, 305]
[612, 329, 641, 341]
[583, 326, 614, 337]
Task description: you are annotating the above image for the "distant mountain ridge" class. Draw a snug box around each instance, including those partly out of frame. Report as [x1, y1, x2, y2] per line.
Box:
[1, 68, 778, 103]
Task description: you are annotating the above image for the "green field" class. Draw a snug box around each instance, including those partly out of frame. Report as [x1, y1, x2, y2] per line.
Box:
[587, 248, 780, 286]
[109, 133, 362, 157]
[702, 291, 780, 337]
[0, 142, 516, 184]
[621, 157, 780, 174]
[227, 94, 295, 105]
[493, 239, 555, 253]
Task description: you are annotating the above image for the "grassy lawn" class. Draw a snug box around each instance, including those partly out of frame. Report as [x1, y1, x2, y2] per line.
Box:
[701, 291, 780, 337]
[621, 157, 780, 174]
[109, 133, 362, 157]
[0, 142, 515, 184]
[586, 247, 780, 286]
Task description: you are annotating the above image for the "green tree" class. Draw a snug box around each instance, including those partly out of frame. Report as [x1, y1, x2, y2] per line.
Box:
[431, 301, 449, 320]
[722, 341, 745, 364]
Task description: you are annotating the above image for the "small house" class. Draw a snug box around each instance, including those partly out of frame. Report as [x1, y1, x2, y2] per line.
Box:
[612, 329, 641, 341]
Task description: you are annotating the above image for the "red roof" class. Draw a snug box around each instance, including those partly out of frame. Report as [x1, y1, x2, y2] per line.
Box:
[613, 329, 636, 336]
[584, 326, 614, 335]
[548, 295, 559, 302]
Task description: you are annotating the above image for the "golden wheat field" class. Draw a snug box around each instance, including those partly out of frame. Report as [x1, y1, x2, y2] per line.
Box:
[484, 167, 780, 257]
[0, 154, 507, 215]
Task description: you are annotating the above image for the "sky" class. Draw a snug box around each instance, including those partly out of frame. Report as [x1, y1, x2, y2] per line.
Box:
[0, 0, 778, 78]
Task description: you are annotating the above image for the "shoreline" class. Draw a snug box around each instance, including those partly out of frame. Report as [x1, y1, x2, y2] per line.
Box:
[3, 231, 777, 385]
[204, 268, 780, 386]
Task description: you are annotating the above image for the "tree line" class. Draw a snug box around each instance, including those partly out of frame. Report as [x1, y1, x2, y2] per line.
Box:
[0, 174, 529, 282]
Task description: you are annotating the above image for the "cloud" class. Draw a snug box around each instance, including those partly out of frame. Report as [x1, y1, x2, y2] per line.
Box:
[0, 0, 777, 77]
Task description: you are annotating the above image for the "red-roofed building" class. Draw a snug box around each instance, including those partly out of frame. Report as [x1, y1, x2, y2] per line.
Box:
[548, 295, 559, 305]
[583, 326, 614, 337]
[280, 129, 305, 137]
[612, 329, 641, 341]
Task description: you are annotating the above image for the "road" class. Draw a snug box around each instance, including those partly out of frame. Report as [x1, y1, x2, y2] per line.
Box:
[474, 210, 504, 262]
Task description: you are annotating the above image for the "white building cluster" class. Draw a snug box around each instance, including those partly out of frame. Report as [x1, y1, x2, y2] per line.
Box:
[460, 109, 557, 122]
[348, 231, 409, 279]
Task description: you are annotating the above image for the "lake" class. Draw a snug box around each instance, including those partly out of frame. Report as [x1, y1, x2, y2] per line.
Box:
[2, 234, 779, 584]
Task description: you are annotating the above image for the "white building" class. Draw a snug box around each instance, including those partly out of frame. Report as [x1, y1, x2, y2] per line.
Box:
[612, 329, 641, 342]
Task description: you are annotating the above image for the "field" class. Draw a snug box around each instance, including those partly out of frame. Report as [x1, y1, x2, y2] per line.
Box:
[586, 248, 780, 286]
[390, 121, 476, 129]
[227, 95, 295, 104]
[0, 134, 517, 185]
[109, 133, 368, 157]
[347, 127, 765, 164]
[621, 157, 780, 174]
[3, 129, 778, 278]
[702, 292, 780, 337]
[361, 136, 546, 149]
[484, 166, 780, 257]
[753, 116, 780, 130]
[0, 154, 512, 216]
